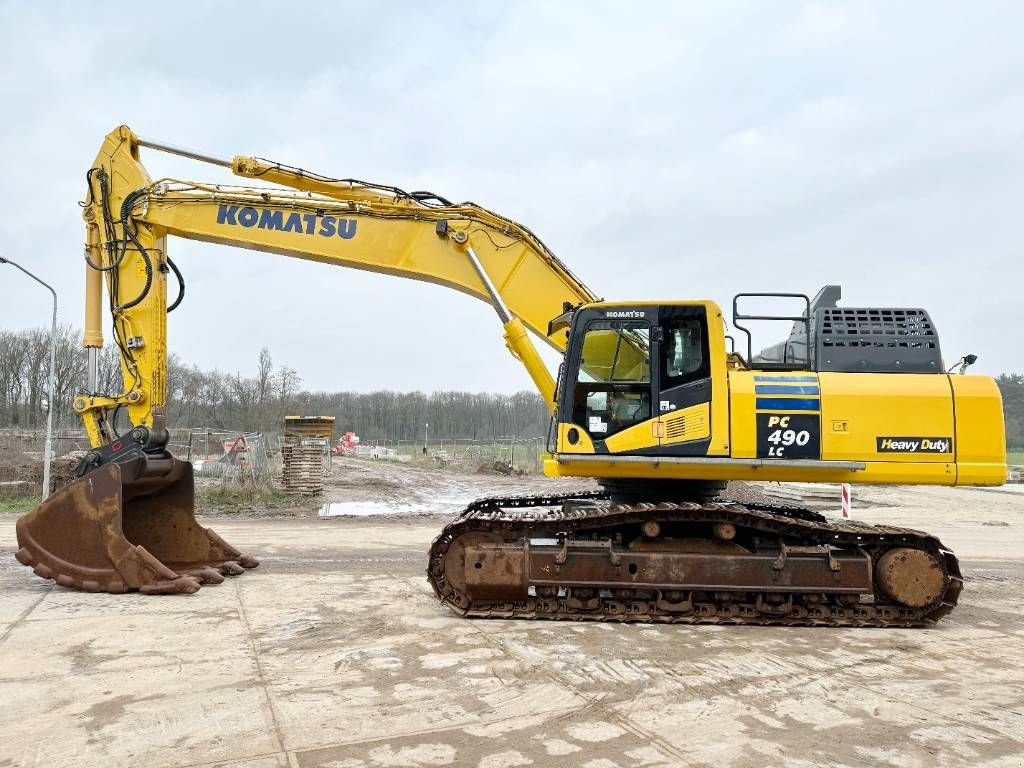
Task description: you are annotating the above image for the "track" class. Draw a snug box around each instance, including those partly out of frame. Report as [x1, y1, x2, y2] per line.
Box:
[427, 491, 963, 627]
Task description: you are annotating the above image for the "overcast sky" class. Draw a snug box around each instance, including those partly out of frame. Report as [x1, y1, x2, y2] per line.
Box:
[0, 2, 1021, 394]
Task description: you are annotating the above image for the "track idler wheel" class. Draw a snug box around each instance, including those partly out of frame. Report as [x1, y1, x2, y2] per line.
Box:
[15, 457, 258, 594]
[874, 548, 946, 608]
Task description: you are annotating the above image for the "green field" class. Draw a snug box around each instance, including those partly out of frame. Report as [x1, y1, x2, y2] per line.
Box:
[0, 496, 37, 515]
[1008, 452, 1024, 465]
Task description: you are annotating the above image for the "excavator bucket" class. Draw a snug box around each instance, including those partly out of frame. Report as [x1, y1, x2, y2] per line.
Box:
[15, 456, 258, 594]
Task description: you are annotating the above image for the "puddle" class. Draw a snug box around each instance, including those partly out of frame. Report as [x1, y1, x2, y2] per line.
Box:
[320, 501, 425, 517]
[319, 500, 466, 517]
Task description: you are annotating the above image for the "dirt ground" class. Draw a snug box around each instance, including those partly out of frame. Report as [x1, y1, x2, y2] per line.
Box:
[314, 457, 599, 518]
[1, 469, 1023, 768]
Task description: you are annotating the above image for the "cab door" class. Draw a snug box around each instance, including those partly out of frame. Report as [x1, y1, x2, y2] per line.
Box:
[655, 306, 713, 453]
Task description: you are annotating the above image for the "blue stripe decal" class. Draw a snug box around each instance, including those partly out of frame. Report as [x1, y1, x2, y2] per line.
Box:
[754, 385, 820, 395]
[753, 375, 818, 382]
[756, 397, 820, 411]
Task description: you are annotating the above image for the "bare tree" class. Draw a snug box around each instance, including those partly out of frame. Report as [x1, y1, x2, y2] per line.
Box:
[276, 365, 301, 402]
[96, 344, 123, 394]
[257, 347, 273, 405]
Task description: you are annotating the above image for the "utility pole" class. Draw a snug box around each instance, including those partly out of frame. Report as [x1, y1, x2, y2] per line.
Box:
[0, 257, 58, 500]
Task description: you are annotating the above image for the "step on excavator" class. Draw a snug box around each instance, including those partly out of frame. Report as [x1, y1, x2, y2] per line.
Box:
[15, 127, 1007, 624]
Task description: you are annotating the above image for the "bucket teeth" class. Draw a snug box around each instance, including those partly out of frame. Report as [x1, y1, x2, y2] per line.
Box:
[14, 458, 258, 595]
[195, 567, 227, 585]
[218, 561, 246, 576]
[139, 577, 202, 595]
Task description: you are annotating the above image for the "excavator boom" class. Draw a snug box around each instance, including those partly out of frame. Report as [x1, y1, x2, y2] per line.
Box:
[16, 126, 599, 595]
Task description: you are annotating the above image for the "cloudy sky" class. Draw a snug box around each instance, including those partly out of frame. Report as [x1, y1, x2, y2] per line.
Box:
[0, 2, 1021, 393]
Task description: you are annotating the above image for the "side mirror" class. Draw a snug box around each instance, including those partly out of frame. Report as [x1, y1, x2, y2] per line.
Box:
[948, 353, 978, 375]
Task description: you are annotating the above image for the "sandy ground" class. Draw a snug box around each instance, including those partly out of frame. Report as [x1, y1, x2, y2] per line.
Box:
[1, 477, 1023, 768]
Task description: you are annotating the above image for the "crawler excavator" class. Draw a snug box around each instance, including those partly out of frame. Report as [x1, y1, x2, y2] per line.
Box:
[15, 127, 1007, 626]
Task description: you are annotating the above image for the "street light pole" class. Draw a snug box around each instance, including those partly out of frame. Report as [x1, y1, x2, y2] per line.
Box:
[0, 257, 58, 501]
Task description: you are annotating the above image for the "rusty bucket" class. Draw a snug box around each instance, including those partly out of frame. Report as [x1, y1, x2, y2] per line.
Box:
[15, 456, 257, 594]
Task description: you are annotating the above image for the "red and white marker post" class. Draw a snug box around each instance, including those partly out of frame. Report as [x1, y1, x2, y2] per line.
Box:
[841, 483, 852, 519]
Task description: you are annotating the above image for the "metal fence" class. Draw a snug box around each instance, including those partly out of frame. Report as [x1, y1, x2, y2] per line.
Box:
[0, 428, 93, 461]
[0, 426, 282, 486]
[171, 428, 279, 481]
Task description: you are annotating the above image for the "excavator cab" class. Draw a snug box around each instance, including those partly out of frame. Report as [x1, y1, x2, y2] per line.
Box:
[553, 302, 720, 465]
[15, 427, 257, 594]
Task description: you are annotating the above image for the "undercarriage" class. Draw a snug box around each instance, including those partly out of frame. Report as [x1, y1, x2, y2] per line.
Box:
[428, 491, 962, 627]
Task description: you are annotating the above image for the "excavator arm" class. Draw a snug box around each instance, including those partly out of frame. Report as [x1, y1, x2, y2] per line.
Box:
[77, 126, 598, 447]
[13, 126, 601, 596]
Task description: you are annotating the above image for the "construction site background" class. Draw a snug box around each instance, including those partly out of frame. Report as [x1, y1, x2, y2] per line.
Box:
[0, 427, 552, 503]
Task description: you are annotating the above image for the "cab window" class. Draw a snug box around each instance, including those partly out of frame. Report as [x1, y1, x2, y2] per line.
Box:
[662, 318, 708, 387]
[574, 321, 651, 437]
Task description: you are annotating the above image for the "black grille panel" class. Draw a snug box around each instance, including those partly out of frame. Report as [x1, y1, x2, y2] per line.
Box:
[815, 307, 942, 372]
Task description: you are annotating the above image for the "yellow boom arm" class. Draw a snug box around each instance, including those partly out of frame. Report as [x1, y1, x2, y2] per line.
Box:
[77, 127, 598, 446]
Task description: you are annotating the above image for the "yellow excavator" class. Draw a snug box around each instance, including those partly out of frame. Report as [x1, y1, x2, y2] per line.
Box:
[15, 126, 1006, 626]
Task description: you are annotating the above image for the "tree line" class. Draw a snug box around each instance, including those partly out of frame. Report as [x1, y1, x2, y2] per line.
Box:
[168, 351, 551, 440]
[1, 326, 1022, 448]
[0, 327, 552, 440]
[0, 326, 123, 430]
[999, 373, 1024, 451]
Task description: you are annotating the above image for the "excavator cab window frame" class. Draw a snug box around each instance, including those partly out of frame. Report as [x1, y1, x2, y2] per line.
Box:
[656, 305, 714, 417]
[568, 317, 655, 440]
[662, 316, 709, 387]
